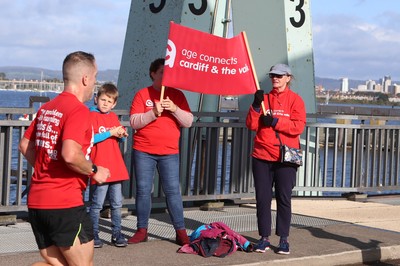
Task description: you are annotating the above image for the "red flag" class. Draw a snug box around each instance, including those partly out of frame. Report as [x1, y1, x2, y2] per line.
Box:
[162, 22, 257, 95]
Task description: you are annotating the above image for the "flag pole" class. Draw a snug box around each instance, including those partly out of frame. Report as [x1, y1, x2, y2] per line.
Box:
[242, 31, 267, 115]
[157, 85, 165, 117]
[160, 85, 165, 101]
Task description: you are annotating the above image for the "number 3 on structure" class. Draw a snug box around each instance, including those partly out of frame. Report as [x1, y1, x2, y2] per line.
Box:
[290, 0, 305, 28]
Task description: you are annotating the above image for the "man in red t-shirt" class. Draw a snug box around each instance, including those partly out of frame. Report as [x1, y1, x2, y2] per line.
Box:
[19, 51, 110, 266]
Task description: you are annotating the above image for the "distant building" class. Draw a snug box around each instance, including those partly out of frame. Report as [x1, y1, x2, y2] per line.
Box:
[357, 84, 367, 91]
[382, 76, 391, 93]
[374, 84, 383, 92]
[341, 78, 349, 93]
[366, 80, 376, 91]
[0, 79, 63, 92]
[393, 84, 400, 95]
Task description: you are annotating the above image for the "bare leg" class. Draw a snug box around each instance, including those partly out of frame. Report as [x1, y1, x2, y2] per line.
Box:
[60, 239, 94, 266]
[36, 245, 68, 266]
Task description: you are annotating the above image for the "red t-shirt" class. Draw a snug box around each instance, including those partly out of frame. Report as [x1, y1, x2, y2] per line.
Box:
[24, 92, 93, 209]
[89, 110, 129, 184]
[129, 86, 191, 155]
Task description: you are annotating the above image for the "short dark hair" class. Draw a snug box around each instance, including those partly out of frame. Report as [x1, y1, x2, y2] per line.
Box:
[97, 83, 119, 101]
[149, 58, 165, 81]
[62, 51, 95, 82]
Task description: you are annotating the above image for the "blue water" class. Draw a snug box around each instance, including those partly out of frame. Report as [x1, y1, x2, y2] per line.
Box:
[1, 90, 58, 108]
[0, 89, 95, 109]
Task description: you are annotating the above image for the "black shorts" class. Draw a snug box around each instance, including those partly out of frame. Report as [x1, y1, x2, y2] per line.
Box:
[29, 205, 94, 249]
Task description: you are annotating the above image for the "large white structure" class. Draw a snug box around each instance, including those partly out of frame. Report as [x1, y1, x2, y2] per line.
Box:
[341, 78, 349, 93]
[392, 84, 400, 95]
[383, 76, 392, 94]
[117, 0, 316, 114]
[366, 80, 376, 91]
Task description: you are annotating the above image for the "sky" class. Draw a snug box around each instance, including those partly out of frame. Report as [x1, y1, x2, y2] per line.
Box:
[0, 0, 399, 81]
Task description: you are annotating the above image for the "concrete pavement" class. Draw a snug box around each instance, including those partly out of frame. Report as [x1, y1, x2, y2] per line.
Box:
[286, 196, 400, 233]
[0, 196, 399, 265]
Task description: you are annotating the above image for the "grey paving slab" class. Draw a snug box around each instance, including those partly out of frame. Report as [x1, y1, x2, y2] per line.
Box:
[0, 200, 400, 266]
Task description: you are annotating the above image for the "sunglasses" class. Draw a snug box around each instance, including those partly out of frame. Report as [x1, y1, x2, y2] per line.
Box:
[269, 74, 286, 79]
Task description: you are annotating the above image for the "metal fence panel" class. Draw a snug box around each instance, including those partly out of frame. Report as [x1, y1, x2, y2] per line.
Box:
[1, 109, 400, 213]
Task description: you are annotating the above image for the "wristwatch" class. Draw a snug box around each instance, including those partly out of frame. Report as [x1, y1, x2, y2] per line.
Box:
[90, 164, 98, 176]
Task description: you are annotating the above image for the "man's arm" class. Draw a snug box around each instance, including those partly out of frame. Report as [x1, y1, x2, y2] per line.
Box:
[62, 139, 109, 183]
[18, 137, 36, 166]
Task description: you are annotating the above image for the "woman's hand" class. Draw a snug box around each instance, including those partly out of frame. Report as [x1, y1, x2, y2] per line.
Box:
[161, 96, 177, 113]
[153, 100, 163, 116]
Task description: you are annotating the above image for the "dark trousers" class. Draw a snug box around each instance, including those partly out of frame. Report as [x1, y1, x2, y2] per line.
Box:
[252, 157, 297, 238]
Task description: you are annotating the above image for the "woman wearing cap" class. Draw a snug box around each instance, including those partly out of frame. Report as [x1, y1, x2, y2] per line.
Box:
[246, 63, 306, 255]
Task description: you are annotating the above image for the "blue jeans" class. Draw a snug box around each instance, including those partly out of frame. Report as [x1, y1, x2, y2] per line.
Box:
[133, 149, 185, 230]
[90, 182, 123, 235]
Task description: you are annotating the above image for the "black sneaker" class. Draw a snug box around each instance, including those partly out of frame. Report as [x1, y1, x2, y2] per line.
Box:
[111, 232, 128, 247]
[253, 237, 270, 253]
[94, 233, 103, 248]
[277, 240, 290, 255]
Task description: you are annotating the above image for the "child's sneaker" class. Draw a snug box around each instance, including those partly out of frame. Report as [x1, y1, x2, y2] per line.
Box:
[111, 231, 128, 247]
[94, 233, 103, 248]
[277, 240, 290, 255]
[253, 237, 270, 253]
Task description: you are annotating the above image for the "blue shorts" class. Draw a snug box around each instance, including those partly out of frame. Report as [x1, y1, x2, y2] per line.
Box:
[29, 205, 93, 249]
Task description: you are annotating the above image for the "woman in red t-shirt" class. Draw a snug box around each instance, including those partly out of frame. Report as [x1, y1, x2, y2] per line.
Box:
[128, 58, 193, 246]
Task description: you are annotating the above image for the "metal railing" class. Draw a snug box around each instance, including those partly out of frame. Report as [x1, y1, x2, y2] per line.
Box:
[1, 108, 400, 213]
[301, 114, 400, 195]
